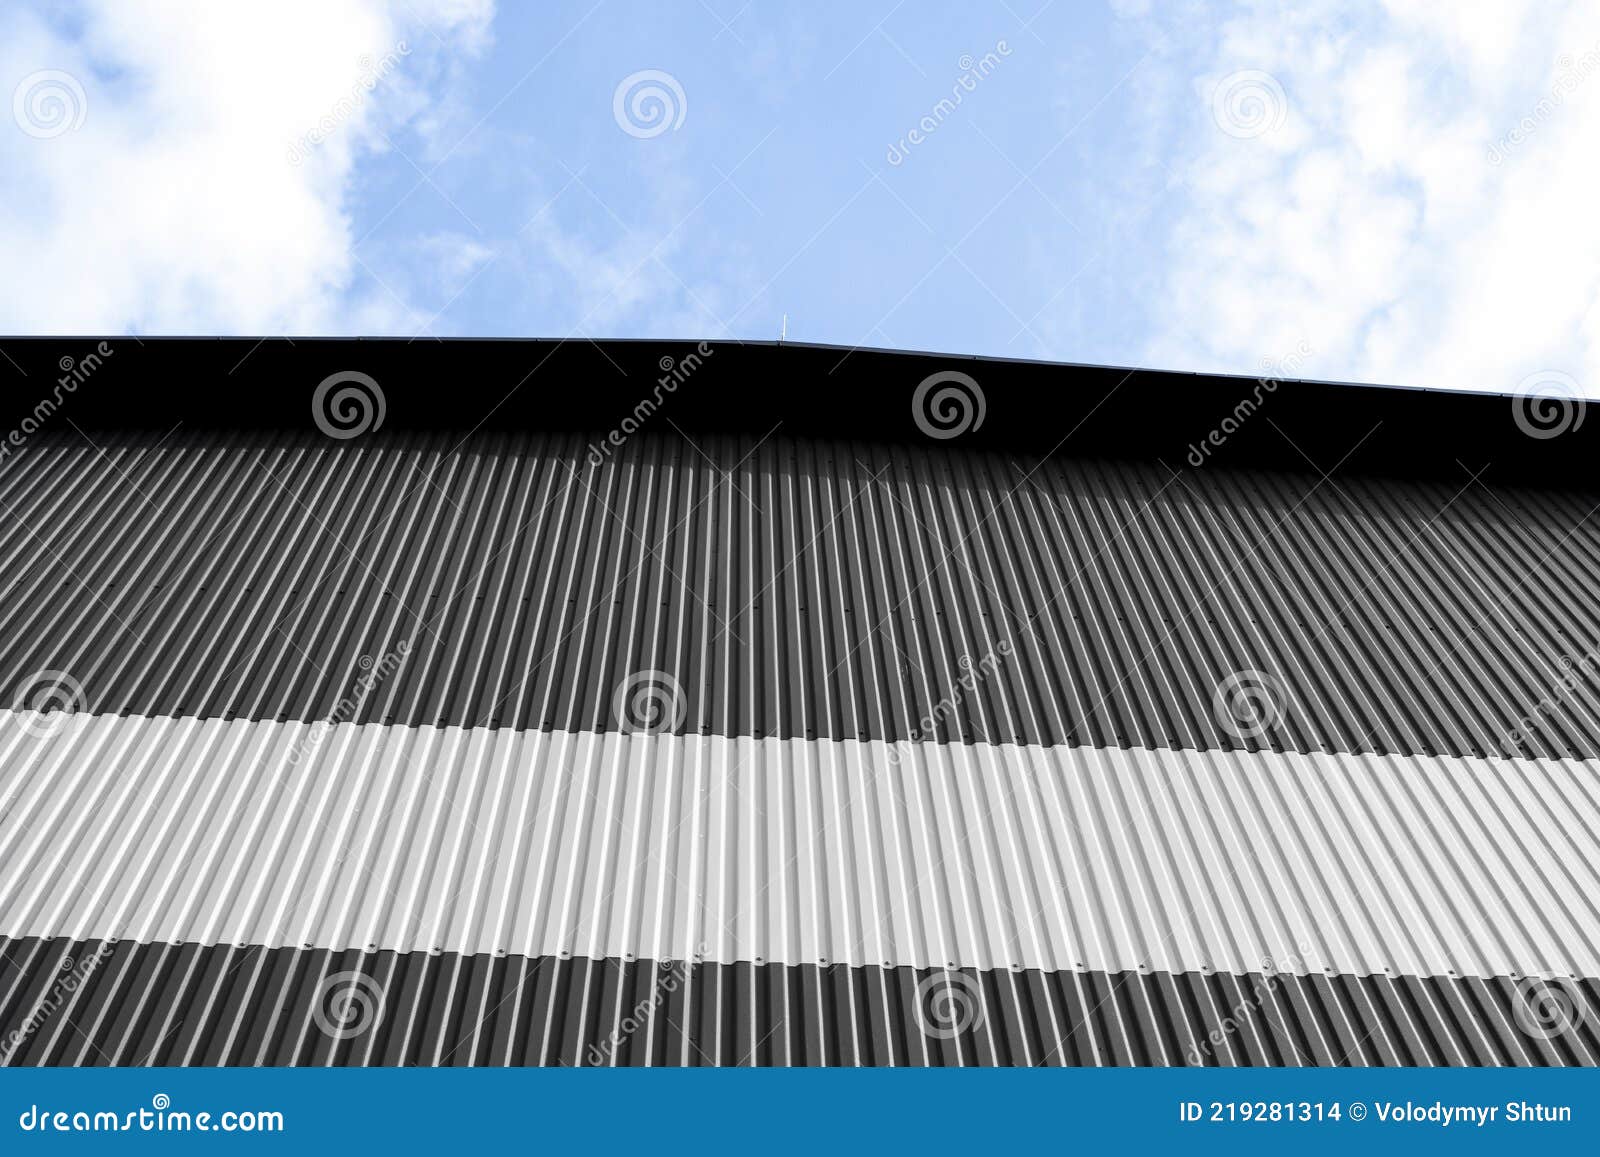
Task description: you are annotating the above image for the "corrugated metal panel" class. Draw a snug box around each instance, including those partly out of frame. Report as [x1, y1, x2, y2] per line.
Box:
[5, 936, 1597, 1067]
[4, 715, 1600, 982]
[3, 394, 1599, 1067]
[3, 428, 1598, 759]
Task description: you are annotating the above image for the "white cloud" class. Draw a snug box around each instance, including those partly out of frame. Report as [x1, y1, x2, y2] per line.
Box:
[507, 154, 764, 341]
[1140, 0, 1600, 395]
[517, 210, 754, 339]
[0, 0, 492, 335]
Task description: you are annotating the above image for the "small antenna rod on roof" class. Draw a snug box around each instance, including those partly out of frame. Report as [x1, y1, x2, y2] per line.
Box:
[780, 314, 787, 343]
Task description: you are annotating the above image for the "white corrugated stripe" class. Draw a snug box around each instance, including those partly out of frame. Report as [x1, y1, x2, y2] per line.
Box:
[3, 710, 1599, 980]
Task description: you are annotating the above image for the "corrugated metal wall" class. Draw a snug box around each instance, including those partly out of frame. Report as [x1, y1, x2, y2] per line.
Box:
[3, 427, 1598, 758]
[5, 717, 1599, 981]
[3, 422, 1599, 1066]
[6, 935, 1597, 1067]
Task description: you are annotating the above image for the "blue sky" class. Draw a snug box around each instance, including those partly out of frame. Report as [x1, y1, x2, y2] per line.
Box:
[4, 1, 1600, 395]
[368, 2, 1166, 359]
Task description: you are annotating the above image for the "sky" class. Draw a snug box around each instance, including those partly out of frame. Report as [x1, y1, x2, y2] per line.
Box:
[3, 0, 1599, 396]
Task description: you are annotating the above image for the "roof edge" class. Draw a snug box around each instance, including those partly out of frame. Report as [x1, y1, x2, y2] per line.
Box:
[0, 337, 1591, 487]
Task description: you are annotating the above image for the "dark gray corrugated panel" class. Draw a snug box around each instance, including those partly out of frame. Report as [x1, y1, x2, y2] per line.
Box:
[2, 427, 1599, 759]
[4, 937, 1598, 1067]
